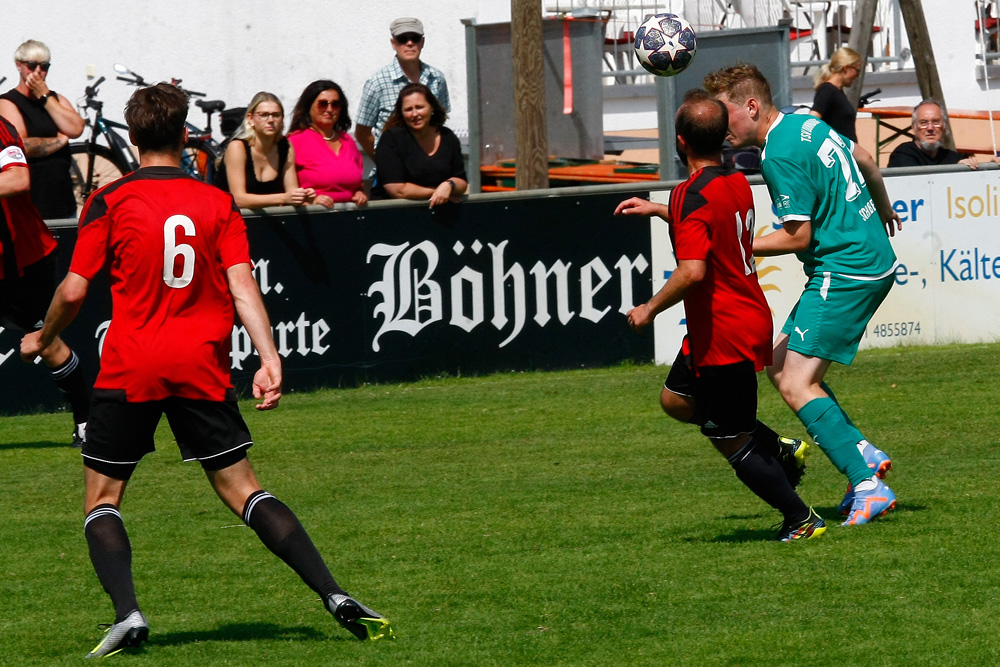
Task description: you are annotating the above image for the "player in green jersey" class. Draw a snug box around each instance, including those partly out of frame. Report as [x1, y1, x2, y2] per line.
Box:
[704, 63, 902, 527]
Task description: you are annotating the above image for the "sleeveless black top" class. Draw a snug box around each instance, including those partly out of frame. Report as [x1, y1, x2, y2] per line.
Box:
[0, 88, 76, 218]
[217, 137, 289, 196]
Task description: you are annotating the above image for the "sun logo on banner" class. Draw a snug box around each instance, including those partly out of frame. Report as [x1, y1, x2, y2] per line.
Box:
[754, 227, 782, 315]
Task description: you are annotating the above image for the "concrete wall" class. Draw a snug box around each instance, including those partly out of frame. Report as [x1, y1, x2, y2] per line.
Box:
[2, 1, 499, 141]
[1, 1, 993, 143]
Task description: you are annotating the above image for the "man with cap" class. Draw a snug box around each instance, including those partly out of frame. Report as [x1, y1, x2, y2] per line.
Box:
[355, 17, 451, 162]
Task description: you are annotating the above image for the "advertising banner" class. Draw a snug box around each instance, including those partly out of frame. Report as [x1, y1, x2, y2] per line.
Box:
[0, 191, 654, 415]
[651, 169, 1000, 363]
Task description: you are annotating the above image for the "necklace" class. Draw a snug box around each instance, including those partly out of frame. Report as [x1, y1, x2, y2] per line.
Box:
[313, 127, 337, 141]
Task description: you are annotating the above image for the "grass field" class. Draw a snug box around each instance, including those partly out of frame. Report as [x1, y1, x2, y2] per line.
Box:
[3, 343, 1000, 666]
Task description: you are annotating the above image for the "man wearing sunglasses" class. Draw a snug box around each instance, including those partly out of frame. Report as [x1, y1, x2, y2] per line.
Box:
[0, 40, 85, 219]
[355, 17, 451, 162]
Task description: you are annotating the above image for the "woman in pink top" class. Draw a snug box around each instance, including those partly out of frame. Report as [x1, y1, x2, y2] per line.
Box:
[287, 80, 366, 207]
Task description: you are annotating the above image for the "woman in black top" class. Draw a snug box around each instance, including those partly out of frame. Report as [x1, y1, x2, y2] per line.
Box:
[0, 39, 85, 218]
[810, 47, 861, 142]
[375, 83, 467, 207]
[218, 91, 315, 209]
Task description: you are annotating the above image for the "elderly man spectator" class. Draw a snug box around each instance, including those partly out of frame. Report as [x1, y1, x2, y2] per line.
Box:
[355, 17, 450, 162]
[887, 100, 981, 168]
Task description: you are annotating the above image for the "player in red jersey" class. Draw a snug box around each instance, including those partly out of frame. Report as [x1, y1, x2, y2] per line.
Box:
[21, 84, 392, 657]
[615, 91, 824, 542]
[1, 115, 90, 444]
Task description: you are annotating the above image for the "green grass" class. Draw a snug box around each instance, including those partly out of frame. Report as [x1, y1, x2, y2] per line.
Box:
[3, 343, 1000, 665]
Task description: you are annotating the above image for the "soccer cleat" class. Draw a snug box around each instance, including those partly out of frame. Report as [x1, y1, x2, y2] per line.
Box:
[859, 439, 891, 479]
[72, 423, 87, 448]
[776, 508, 827, 542]
[325, 594, 395, 641]
[776, 436, 808, 488]
[842, 478, 897, 526]
[86, 610, 148, 659]
[838, 483, 855, 516]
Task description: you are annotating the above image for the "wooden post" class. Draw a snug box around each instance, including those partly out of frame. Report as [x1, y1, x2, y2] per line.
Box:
[897, 0, 952, 146]
[844, 0, 878, 107]
[511, 0, 549, 190]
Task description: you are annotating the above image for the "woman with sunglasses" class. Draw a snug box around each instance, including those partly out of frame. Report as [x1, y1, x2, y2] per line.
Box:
[287, 80, 366, 208]
[374, 82, 466, 208]
[0, 39, 85, 218]
[217, 92, 315, 209]
[809, 47, 862, 143]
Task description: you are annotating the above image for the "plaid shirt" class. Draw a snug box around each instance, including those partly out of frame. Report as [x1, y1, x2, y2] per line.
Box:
[355, 58, 450, 144]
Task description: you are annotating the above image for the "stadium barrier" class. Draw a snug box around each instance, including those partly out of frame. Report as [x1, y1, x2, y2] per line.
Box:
[2, 164, 993, 415]
[1, 188, 655, 415]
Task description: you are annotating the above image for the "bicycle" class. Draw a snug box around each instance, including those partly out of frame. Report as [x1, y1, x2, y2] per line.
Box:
[69, 64, 227, 210]
[114, 64, 224, 184]
[69, 75, 138, 212]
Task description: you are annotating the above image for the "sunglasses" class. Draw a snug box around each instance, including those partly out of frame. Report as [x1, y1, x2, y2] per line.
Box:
[395, 33, 422, 45]
[253, 111, 283, 120]
[21, 60, 51, 72]
[315, 99, 342, 111]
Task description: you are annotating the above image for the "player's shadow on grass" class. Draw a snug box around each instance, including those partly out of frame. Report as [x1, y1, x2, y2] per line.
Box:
[0, 441, 71, 451]
[692, 504, 926, 542]
[152, 622, 331, 648]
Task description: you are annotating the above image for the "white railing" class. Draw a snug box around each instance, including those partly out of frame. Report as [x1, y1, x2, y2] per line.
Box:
[544, 0, 925, 84]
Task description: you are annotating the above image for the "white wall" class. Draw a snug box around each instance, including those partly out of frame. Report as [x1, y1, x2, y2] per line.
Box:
[2, 0, 995, 143]
[2, 1, 500, 139]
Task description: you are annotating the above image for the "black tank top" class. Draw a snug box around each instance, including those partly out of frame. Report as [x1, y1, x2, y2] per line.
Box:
[0, 88, 76, 219]
[217, 137, 289, 196]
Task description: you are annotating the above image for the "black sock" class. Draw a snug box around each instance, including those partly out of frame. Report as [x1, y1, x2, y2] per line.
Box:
[84, 504, 139, 623]
[753, 420, 782, 458]
[242, 491, 345, 599]
[727, 438, 809, 523]
[50, 350, 90, 425]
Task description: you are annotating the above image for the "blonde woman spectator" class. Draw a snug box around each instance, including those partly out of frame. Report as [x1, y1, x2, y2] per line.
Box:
[217, 92, 315, 208]
[0, 39, 85, 218]
[810, 47, 861, 142]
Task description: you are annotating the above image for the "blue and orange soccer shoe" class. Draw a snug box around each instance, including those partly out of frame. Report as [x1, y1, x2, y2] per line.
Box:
[842, 477, 897, 526]
[839, 440, 893, 515]
[860, 439, 892, 479]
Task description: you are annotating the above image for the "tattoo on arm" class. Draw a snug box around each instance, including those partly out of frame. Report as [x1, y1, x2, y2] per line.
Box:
[22, 136, 64, 158]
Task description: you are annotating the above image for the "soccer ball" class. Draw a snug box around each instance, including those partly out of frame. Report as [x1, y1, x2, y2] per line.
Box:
[633, 13, 697, 77]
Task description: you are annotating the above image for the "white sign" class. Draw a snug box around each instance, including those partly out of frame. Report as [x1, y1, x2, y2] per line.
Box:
[651, 169, 1000, 364]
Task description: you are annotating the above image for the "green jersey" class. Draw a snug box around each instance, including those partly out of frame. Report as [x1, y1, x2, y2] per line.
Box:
[761, 113, 896, 277]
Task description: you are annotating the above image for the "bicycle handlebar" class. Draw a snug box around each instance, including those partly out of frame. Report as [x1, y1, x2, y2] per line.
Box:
[858, 88, 882, 108]
[84, 76, 106, 99]
[116, 74, 146, 86]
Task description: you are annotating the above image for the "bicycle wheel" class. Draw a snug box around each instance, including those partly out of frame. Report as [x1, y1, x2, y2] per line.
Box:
[181, 143, 219, 184]
[69, 144, 127, 214]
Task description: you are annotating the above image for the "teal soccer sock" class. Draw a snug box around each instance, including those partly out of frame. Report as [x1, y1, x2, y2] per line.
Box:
[820, 382, 865, 443]
[796, 397, 872, 486]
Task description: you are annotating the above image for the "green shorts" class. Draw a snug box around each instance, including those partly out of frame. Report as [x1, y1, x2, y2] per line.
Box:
[781, 271, 894, 365]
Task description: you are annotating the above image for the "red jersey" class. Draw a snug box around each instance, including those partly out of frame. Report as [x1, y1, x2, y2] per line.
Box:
[71, 166, 251, 401]
[668, 165, 772, 370]
[0, 117, 57, 279]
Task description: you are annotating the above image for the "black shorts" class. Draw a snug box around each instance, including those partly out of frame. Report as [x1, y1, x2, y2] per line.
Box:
[83, 388, 253, 480]
[0, 253, 58, 332]
[663, 338, 758, 439]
